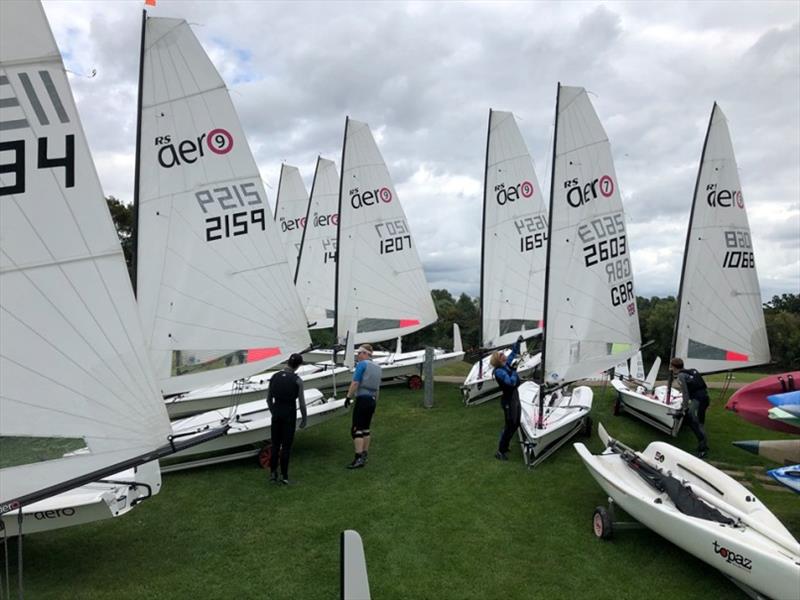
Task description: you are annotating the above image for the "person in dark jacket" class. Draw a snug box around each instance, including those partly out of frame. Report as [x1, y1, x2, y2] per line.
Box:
[670, 357, 710, 458]
[490, 337, 524, 460]
[266, 353, 307, 484]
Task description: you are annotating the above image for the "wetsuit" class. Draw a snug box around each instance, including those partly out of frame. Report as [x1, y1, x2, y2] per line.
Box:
[677, 368, 709, 452]
[351, 359, 381, 440]
[266, 368, 307, 479]
[494, 341, 522, 455]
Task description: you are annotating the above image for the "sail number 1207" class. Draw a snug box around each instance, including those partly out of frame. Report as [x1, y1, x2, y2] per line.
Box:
[375, 219, 412, 255]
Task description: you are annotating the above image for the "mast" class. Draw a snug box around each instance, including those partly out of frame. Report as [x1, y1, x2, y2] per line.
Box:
[295, 156, 321, 285]
[538, 83, 560, 427]
[273, 163, 285, 221]
[131, 9, 147, 296]
[667, 102, 716, 398]
[479, 109, 491, 350]
[333, 116, 349, 346]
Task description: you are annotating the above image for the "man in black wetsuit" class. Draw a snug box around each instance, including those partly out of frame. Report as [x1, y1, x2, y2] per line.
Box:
[490, 336, 524, 461]
[670, 357, 710, 458]
[266, 353, 308, 484]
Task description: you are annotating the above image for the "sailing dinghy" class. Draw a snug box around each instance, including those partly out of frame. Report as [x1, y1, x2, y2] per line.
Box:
[0, 0, 222, 537]
[517, 85, 642, 468]
[334, 117, 464, 380]
[133, 14, 346, 455]
[461, 110, 546, 406]
[274, 163, 310, 276]
[575, 424, 800, 599]
[612, 103, 770, 436]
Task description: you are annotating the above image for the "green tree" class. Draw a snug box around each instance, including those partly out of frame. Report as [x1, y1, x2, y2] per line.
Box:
[106, 196, 134, 282]
[764, 293, 800, 315]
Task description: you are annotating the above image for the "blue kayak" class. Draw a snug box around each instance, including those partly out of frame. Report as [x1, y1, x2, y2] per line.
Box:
[768, 464, 800, 494]
[767, 390, 800, 418]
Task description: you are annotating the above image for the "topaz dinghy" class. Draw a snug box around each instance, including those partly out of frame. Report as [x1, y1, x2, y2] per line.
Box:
[575, 424, 800, 600]
[517, 85, 642, 468]
[0, 1, 223, 538]
[461, 110, 547, 406]
[613, 103, 771, 436]
[768, 390, 800, 419]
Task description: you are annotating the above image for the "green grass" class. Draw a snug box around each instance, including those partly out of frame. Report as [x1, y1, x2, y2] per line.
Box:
[434, 359, 471, 377]
[7, 384, 798, 599]
[704, 371, 771, 384]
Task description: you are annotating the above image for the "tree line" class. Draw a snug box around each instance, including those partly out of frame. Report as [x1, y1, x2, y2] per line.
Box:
[108, 197, 798, 371]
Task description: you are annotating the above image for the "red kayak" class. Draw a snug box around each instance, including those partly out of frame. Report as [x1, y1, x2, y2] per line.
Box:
[726, 372, 800, 434]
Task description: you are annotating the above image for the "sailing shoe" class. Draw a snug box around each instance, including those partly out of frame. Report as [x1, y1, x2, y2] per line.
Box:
[347, 455, 366, 469]
[280, 477, 293, 486]
[696, 448, 709, 459]
[269, 471, 279, 484]
[495, 451, 509, 461]
[362, 450, 369, 463]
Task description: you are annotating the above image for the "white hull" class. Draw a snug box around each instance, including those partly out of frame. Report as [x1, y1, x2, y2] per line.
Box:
[611, 379, 684, 436]
[461, 352, 541, 406]
[165, 349, 463, 418]
[574, 437, 800, 600]
[518, 381, 592, 467]
[164, 391, 347, 469]
[376, 349, 464, 384]
[1, 461, 162, 538]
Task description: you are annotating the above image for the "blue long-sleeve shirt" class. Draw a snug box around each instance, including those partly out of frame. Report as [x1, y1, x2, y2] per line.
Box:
[494, 341, 521, 388]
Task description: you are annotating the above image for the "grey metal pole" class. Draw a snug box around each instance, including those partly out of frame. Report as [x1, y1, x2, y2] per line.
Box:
[423, 347, 434, 408]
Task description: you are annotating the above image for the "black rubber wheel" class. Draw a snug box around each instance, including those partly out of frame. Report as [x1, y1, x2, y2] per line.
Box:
[257, 442, 272, 469]
[407, 375, 423, 390]
[582, 415, 593, 438]
[593, 506, 613, 540]
[613, 393, 622, 416]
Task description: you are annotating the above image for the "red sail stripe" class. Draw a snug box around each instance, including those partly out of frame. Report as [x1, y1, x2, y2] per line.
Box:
[246, 347, 281, 363]
[398, 319, 420, 328]
[726, 350, 748, 361]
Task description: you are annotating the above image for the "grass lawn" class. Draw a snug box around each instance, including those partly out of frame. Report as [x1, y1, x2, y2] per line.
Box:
[434, 359, 471, 377]
[7, 384, 798, 599]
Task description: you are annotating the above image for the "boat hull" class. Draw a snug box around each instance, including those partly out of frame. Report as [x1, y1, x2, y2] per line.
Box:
[726, 372, 800, 434]
[518, 382, 592, 467]
[611, 379, 684, 436]
[1, 461, 162, 538]
[574, 440, 800, 599]
[461, 352, 541, 406]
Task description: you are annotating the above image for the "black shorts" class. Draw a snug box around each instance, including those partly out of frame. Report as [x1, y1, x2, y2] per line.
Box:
[352, 395, 376, 432]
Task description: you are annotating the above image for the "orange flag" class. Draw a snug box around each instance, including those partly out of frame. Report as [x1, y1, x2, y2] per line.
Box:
[145, 0, 156, 6]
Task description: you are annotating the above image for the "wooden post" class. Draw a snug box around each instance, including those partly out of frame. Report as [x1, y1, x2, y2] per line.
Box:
[423, 346, 434, 408]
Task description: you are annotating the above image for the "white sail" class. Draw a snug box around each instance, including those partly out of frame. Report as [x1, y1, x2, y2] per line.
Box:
[136, 17, 310, 395]
[674, 104, 770, 373]
[295, 157, 338, 329]
[0, 0, 169, 506]
[544, 85, 641, 384]
[481, 110, 547, 348]
[336, 118, 437, 344]
[273, 164, 309, 275]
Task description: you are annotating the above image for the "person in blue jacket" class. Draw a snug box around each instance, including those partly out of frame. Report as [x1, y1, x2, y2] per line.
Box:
[489, 336, 524, 460]
[344, 344, 382, 469]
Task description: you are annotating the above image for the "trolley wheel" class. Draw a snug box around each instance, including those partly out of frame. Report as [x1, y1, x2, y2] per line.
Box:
[613, 393, 622, 416]
[407, 375, 423, 390]
[582, 415, 593, 438]
[257, 442, 272, 469]
[593, 506, 613, 540]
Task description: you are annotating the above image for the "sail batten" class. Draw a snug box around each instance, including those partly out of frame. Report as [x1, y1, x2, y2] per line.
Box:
[136, 17, 310, 394]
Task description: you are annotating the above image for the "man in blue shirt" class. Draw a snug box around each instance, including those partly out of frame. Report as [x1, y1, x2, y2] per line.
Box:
[490, 337, 523, 460]
[345, 344, 382, 469]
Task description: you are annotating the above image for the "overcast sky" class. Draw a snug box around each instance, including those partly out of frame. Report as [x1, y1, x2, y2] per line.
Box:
[43, 0, 799, 301]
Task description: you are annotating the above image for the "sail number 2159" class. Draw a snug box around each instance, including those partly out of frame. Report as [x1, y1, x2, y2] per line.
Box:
[195, 182, 266, 242]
